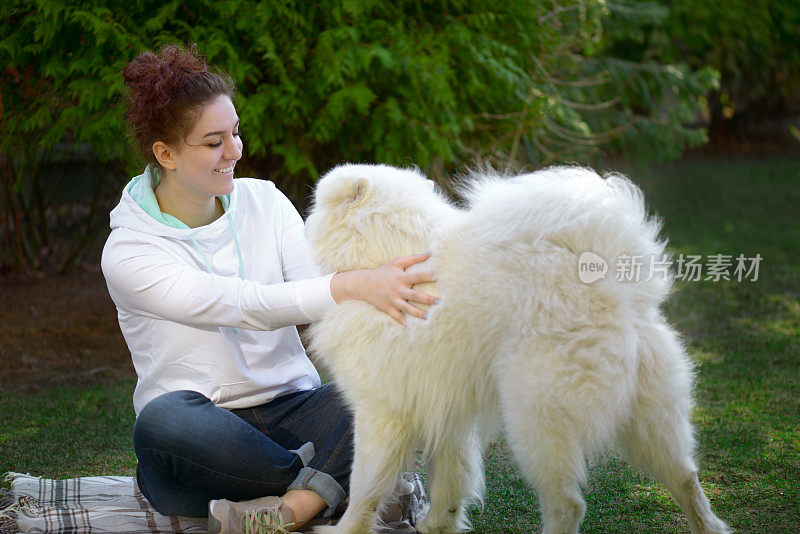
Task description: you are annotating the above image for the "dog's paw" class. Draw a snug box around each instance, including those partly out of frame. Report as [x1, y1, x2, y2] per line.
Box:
[314, 523, 375, 534]
[416, 519, 461, 534]
[415, 505, 470, 534]
[416, 527, 456, 534]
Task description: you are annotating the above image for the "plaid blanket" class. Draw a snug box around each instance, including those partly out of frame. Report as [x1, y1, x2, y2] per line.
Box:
[3, 473, 205, 533]
[2, 472, 428, 533]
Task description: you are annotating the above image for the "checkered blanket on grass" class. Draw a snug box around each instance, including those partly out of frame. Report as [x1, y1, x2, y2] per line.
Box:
[2, 473, 205, 533]
[1, 472, 428, 533]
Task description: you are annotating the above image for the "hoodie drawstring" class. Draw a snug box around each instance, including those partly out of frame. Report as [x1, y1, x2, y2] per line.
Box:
[189, 234, 214, 274]
[188, 208, 245, 334]
[227, 211, 245, 281]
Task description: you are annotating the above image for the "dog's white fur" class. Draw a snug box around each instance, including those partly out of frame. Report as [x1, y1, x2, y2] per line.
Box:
[304, 163, 729, 534]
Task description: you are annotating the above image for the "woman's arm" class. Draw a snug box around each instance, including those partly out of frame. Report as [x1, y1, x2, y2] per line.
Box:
[102, 233, 335, 331]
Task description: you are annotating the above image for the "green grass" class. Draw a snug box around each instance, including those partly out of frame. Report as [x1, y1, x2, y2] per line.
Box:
[0, 380, 138, 479]
[2, 156, 798, 533]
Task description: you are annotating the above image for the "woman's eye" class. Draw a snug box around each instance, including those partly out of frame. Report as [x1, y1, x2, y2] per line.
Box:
[208, 132, 240, 147]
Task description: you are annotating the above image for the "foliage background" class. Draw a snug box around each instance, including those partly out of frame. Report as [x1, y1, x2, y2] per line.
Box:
[5, 0, 784, 272]
[0, 0, 798, 269]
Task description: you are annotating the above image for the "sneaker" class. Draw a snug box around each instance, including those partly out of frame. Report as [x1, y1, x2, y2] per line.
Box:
[381, 478, 415, 523]
[208, 495, 295, 534]
[375, 520, 417, 533]
[396, 472, 429, 527]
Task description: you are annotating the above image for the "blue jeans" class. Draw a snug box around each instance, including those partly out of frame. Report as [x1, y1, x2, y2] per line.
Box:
[133, 385, 353, 518]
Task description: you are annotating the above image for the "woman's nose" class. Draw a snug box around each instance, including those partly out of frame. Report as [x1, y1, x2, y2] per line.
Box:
[225, 135, 243, 161]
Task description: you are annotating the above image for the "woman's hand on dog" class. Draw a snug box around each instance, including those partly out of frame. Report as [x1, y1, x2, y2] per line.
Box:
[331, 253, 438, 325]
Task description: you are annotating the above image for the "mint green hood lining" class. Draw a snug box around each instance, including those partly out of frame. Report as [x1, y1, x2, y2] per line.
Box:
[127, 165, 243, 280]
[127, 165, 230, 230]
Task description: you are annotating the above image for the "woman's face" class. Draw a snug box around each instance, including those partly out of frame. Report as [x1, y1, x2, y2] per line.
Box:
[169, 94, 243, 199]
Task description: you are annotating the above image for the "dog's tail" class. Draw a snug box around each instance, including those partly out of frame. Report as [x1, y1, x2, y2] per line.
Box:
[461, 165, 673, 307]
[593, 169, 673, 306]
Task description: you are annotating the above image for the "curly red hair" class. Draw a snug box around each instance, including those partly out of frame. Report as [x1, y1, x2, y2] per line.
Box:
[123, 44, 234, 166]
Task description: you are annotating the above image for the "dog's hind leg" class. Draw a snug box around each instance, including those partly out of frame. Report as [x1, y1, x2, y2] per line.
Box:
[620, 320, 730, 534]
[503, 425, 587, 534]
[315, 412, 414, 534]
[499, 380, 588, 534]
[496, 330, 643, 534]
[416, 427, 484, 533]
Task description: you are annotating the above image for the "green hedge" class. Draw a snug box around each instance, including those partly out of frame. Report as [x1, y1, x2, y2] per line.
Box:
[610, 0, 800, 144]
[0, 0, 713, 271]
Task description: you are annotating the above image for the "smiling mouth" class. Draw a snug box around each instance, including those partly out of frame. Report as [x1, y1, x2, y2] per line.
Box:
[213, 164, 235, 174]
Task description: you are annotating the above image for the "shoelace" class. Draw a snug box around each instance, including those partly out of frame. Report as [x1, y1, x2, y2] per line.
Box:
[242, 506, 295, 534]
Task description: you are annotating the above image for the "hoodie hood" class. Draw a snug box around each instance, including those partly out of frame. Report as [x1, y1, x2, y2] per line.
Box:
[110, 165, 231, 238]
[110, 165, 243, 280]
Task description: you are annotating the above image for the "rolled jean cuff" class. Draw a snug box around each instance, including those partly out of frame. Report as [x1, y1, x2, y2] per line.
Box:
[286, 467, 346, 517]
[288, 441, 315, 467]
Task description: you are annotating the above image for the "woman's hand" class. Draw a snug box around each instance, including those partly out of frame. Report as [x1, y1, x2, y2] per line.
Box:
[330, 253, 438, 325]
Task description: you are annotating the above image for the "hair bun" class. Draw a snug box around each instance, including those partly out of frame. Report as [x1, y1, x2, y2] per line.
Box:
[123, 44, 234, 165]
[123, 44, 208, 111]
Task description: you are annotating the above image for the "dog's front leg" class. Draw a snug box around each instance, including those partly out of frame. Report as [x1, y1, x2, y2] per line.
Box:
[315, 412, 414, 534]
[417, 430, 484, 533]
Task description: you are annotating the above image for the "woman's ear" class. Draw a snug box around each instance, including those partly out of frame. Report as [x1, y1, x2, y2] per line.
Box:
[152, 141, 177, 171]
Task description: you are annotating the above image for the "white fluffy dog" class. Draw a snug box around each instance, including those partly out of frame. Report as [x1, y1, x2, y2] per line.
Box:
[304, 163, 729, 534]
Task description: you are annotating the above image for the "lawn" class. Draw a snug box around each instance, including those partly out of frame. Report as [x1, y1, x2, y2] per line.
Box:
[2, 156, 798, 533]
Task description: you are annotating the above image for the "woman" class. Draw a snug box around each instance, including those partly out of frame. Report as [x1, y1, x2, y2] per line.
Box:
[101, 44, 436, 533]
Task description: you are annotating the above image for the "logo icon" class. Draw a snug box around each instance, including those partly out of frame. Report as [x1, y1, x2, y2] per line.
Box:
[578, 252, 608, 284]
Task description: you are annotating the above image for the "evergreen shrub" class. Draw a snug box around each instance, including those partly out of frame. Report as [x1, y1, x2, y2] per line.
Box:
[0, 0, 713, 271]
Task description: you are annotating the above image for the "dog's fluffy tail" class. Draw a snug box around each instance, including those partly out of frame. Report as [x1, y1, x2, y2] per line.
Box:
[461, 165, 673, 308]
[596, 169, 672, 305]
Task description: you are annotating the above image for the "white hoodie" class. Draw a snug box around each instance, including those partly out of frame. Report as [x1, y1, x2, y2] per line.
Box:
[102, 167, 336, 416]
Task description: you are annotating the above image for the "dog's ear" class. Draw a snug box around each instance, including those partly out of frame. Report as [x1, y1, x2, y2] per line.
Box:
[346, 176, 372, 205]
[323, 174, 373, 209]
[315, 164, 378, 213]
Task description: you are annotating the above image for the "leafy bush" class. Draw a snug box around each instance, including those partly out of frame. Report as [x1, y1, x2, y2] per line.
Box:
[0, 0, 713, 271]
[614, 0, 800, 146]
[575, 1, 719, 161]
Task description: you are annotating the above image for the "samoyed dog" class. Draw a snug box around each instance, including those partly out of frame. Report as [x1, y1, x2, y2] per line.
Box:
[304, 163, 729, 534]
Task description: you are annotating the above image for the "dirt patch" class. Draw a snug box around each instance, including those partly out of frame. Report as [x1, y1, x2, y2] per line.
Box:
[0, 267, 134, 391]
